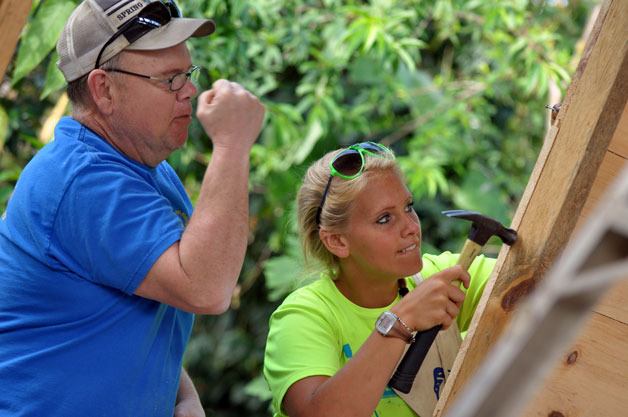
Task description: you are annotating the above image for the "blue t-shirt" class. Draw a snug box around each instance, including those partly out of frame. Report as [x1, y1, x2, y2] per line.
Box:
[0, 117, 194, 416]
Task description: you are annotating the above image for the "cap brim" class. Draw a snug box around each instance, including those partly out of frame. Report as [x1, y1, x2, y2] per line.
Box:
[126, 17, 215, 51]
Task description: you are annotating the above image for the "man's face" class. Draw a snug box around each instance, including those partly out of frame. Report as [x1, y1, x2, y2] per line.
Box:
[108, 43, 197, 166]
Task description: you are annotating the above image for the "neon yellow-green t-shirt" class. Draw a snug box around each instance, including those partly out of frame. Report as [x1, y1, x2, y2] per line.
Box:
[263, 252, 495, 417]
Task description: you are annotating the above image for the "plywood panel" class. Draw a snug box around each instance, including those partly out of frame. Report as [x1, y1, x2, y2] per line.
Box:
[521, 313, 628, 417]
[0, 0, 32, 80]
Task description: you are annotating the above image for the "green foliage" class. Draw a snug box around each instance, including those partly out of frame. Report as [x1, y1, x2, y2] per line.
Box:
[11, 0, 76, 88]
[264, 234, 321, 301]
[1, 0, 595, 415]
[0, 106, 8, 150]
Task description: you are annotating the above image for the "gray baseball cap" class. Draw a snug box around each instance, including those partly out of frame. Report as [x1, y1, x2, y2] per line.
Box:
[57, 0, 215, 82]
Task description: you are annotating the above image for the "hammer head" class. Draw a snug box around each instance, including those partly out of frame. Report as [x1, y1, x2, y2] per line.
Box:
[442, 209, 517, 246]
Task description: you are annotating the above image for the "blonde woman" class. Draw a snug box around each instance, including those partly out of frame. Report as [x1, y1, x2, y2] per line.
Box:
[264, 142, 494, 417]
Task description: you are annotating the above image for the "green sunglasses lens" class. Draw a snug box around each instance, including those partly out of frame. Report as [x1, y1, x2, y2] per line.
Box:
[331, 149, 363, 178]
[330, 142, 389, 178]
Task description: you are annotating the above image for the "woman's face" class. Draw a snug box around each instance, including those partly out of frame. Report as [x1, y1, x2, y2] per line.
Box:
[340, 169, 423, 281]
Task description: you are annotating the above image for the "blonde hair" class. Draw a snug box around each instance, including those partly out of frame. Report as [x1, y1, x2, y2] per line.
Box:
[297, 146, 400, 273]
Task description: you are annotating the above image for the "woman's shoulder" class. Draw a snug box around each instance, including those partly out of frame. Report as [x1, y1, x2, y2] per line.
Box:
[268, 276, 344, 337]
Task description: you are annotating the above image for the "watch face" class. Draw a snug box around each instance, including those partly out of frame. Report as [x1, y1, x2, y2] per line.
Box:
[377, 312, 397, 334]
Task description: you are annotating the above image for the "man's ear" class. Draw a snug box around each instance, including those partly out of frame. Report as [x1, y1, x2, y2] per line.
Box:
[319, 228, 350, 258]
[87, 69, 114, 114]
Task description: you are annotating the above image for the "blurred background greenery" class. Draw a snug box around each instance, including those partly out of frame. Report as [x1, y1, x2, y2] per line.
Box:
[0, 0, 596, 415]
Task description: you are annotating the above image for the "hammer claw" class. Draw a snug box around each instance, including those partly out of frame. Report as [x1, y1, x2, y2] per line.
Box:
[442, 209, 517, 246]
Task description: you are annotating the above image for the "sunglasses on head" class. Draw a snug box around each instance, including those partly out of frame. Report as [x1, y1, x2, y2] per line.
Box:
[95, 1, 182, 69]
[315, 141, 391, 225]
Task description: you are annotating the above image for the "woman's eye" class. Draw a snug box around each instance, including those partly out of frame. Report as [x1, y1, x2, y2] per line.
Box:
[376, 214, 391, 224]
[405, 202, 415, 212]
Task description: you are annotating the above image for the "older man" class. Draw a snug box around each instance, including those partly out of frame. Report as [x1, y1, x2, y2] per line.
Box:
[0, 1, 264, 416]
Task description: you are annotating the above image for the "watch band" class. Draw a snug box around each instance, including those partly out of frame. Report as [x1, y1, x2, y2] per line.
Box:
[376, 311, 415, 343]
[396, 316, 415, 343]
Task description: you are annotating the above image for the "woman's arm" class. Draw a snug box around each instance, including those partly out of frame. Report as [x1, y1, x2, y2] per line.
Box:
[283, 332, 406, 417]
[281, 266, 470, 417]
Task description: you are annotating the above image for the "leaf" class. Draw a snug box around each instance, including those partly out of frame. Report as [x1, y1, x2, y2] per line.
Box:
[40, 51, 67, 99]
[263, 235, 320, 301]
[548, 61, 571, 83]
[11, 0, 76, 85]
[364, 23, 379, 52]
[523, 64, 541, 96]
[0, 167, 21, 182]
[452, 168, 509, 224]
[399, 38, 426, 49]
[507, 37, 527, 59]
[537, 64, 549, 97]
[0, 105, 8, 150]
[243, 375, 272, 401]
[291, 119, 323, 165]
[349, 56, 383, 85]
[393, 44, 416, 71]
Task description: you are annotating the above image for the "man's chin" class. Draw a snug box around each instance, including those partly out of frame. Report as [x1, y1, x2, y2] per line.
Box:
[171, 126, 190, 149]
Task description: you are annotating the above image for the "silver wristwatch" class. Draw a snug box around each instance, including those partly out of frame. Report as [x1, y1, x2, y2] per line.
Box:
[375, 311, 414, 343]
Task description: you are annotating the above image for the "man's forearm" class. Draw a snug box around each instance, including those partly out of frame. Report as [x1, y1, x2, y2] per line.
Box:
[178, 148, 250, 309]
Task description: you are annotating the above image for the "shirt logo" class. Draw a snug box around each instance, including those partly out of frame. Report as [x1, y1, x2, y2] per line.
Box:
[433, 367, 448, 399]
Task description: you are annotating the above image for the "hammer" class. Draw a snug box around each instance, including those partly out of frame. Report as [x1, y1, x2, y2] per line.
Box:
[389, 209, 517, 393]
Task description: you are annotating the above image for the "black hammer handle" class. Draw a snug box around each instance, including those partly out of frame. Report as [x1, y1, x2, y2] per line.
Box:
[389, 324, 441, 393]
[389, 239, 481, 393]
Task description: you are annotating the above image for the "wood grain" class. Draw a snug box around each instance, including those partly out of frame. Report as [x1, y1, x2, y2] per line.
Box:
[521, 313, 628, 417]
[0, 0, 32, 80]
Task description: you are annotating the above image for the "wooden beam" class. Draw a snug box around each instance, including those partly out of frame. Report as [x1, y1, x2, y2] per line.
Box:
[576, 150, 626, 229]
[519, 104, 627, 416]
[595, 279, 628, 325]
[433, 0, 628, 415]
[0, 0, 32, 80]
[608, 103, 628, 157]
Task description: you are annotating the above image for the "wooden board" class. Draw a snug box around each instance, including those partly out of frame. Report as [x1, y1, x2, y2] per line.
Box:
[521, 313, 628, 417]
[576, 151, 627, 228]
[518, 45, 628, 417]
[0, 0, 32, 80]
[595, 279, 628, 325]
[433, 1, 628, 415]
[609, 104, 628, 157]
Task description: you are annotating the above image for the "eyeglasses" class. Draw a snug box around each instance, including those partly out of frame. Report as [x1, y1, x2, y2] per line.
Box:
[105, 65, 200, 92]
[95, 1, 182, 69]
[315, 141, 391, 225]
